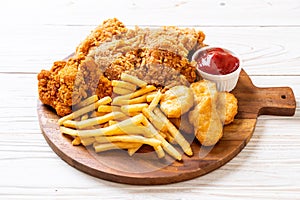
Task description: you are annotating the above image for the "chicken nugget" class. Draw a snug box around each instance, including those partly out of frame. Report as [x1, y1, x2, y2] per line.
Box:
[160, 86, 194, 118]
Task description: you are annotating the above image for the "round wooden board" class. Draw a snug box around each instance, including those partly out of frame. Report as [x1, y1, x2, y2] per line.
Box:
[37, 69, 296, 185]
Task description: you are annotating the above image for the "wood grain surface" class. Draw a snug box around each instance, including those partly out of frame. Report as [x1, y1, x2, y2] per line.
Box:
[1, 0, 300, 199]
[37, 69, 296, 185]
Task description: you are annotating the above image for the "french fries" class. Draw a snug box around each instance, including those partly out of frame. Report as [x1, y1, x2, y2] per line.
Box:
[142, 108, 168, 132]
[128, 144, 143, 156]
[148, 90, 162, 111]
[94, 142, 142, 153]
[113, 87, 133, 95]
[63, 111, 126, 129]
[58, 96, 112, 125]
[80, 137, 95, 146]
[74, 95, 99, 110]
[95, 135, 161, 147]
[58, 73, 194, 160]
[121, 103, 148, 114]
[142, 116, 182, 161]
[153, 108, 193, 156]
[120, 73, 147, 88]
[98, 105, 121, 113]
[72, 136, 81, 146]
[111, 80, 136, 91]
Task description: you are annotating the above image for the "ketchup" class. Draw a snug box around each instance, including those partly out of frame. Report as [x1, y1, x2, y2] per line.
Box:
[195, 48, 239, 75]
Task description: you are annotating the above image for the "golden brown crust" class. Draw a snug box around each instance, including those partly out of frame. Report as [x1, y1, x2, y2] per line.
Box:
[37, 18, 205, 116]
[160, 86, 194, 118]
[38, 19, 125, 116]
[105, 48, 197, 87]
[76, 18, 127, 56]
[188, 80, 223, 146]
[188, 80, 238, 146]
[224, 92, 238, 125]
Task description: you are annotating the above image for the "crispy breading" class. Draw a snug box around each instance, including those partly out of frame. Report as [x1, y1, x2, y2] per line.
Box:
[189, 80, 224, 146]
[160, 86, 194, 118]
[37, 18, 206, 116]
[37, 18, 125, 116]
[106, 48, 197, 87]
[188, 80, 238, 146]
[217, 92, 238, 125]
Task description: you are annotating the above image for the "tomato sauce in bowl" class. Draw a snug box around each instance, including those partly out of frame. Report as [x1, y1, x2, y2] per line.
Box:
[192, 46, 242, 92]
[195, 47, 240, 75]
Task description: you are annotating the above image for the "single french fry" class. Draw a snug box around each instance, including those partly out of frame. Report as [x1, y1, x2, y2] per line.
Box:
[153, 108, 193, 156]
[108, 120, 118, 126]
[111, 96, 128, 106]
[77, 114, 145, 137]
[130, 85, 156, 99]
[119, 85, 156, 100]
[128, 144, 143, 156]
[159, 131, 167, 139]
[98, 105, 121, 113]
[148, 90, 162, 111]
[120, 73, 147, 88]
[80, 137, 95, 146]
[72, 136, 81, 146]
[112, 80, 137, 91]
[58, 96, 112, 125]
[74, 95, 99, 110]
[124, 112, 142, 117]
[113, 87, 133, 95]
[94, 135, 161, 147]
[121, 103, 148, 114]
[81, 114, 89, 121]
[146, 92, 158, 102]
[112, 94, 148, 106]
[90, 111, 106, 118]
[142, 117, 182, 161]
[64, 111, 126, 129]
[142, 108, 168, 132]
[154, 145, 165, 158]
[112, 85, 156, 106]
[94, 142, 142, 153]
[128, 95, 147, 104]
[60, 126, 78, 137]
[165, 131, 176, 144]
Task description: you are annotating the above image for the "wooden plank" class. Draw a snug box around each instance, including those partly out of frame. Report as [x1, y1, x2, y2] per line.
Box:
[35, 69, 296, 185]
[0, 72, 298, 189]
[0, 0, 299, 195]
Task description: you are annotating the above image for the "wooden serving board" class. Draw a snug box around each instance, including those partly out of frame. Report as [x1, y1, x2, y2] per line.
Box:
[38, 69, 296, 185]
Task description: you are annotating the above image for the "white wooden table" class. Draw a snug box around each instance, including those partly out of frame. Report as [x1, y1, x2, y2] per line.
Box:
[0, 0, 299, 199]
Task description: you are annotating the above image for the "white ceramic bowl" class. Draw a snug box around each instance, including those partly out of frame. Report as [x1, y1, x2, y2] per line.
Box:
[192, 46, 242, 92]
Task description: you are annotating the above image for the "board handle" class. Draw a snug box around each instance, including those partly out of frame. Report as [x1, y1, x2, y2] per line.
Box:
[257, 86, 296, 117]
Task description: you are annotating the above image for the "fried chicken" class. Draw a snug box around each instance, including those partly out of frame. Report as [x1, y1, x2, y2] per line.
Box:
[188, 80, 238, 146]
[105, 48, 197, 87]
[37, 18, 206, 117]
[188, 80, 223, 146]
[37, 18, 127, 116]
[160, 85, 194, 118]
